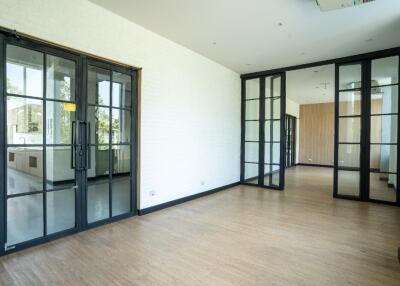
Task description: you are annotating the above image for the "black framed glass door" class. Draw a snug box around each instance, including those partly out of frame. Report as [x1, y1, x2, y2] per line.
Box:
[285, 114, 296, 168]
[242, 73, 286, 189]
[1, 33, 137, 255]
[334, 55, 400, 205]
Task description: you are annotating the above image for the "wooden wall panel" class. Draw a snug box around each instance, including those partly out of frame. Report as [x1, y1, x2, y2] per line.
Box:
[299, 103, 334, 166]
[299, 100, 382, 167]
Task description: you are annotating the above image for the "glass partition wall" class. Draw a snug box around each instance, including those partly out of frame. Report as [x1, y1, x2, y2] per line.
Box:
[334, 55, 399, 204]
[0, 33, 137, 255]
[242, 74, 285, 189]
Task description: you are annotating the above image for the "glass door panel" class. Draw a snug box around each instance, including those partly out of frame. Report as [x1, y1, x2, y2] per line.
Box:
[335, 63, 362, 198]
[369, 56, 399, 202]
[264, 75, 283, 188]
[243, 78, 260, 184]
[5, 44, 78, 249]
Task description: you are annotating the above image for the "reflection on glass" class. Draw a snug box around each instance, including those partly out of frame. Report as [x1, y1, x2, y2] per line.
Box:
[245, 142, 259, 162]
[337, 170, 360, 196]
[245, 121, 259, 141]
[339, 117, 360, 143]
[265, 120, 280, 142]
[246, 78, 260, 99]
[273, 98, 281, 119]
[369, 173, 397, 202]
[370, 115, 397, 144]
[6, 45, 43, 98]
[245, 100, 259, 120]
[371, 86, 398, 115]
[87, 145, 110, 223]
[7, 194, 43, 245]
[339, 64, 361, 90]
[371, 56, 399, 86]
[112, 145, 131, 216]
[265, 143, 280, 164]
[338, 144, 360, 168]
[7, 147, 43, 195]
[88, 65, 110, 106]
[7, 96, 43, 145]
[112, 108, 131, 144]
[112, 72, 132, 108]
[265, 98, 281, 119]
[244, 163, 258, 183]
[46, 146, 74, 190]
[46, 55, 75, 101]
[264, 164, 280, 186]
[272, 77, 281, 98]
[370, 144, 397, 173]
[46, 101, 75, 144]
[47, 189, 75, 234]
[339, 91, 361, 116]
[88, 106, 110, 144]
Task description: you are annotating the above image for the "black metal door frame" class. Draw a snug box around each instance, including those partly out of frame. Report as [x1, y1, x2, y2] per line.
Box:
[285, 114, 296, 168]
[0, 31, 138, 256]
[334, 56, 400, 206]
[241, 72, 286, 190]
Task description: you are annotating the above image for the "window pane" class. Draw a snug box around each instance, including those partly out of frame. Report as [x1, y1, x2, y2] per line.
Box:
[371, 56, 399, 86]
[245, 142, 258, 162]
[88, 106, 110, 144]
[6, 45, 43, 97]
[88, 65, 110, 106]
[7, 147, 43, 195]
[112, 72, 132, 108]
[264, 164, 280, 187]
[112, 145, 131, 216]
[245, 78, 259, 99]
[371, 115, 397, 144]
[46, 55, 75, 101]
[369, 173, 397, 202]
[87, 145, 110, 223]
[339, 117, 360, 143]
[339, 64, 361, 90]
[46, 146, 75, 190]
[245, 100, 259, 120]
[265, 120, 280, 142]
[7, 194, 43, 245]
[338, 144, 360, 168]
[371, 86, 398, 115]
[273, 98, 281, 119]
[244, 163, 258, 183]
[339, 91, 361, 116]
[245, 121, 259, 141]
[112, 108, 131, 144]
[337, 170, 359, 197]
[370, 144, 397, 173]
[46, 101, 75, 144]
[7, 96, 43, 145]
[47, 188, 75, 234]
[265, 143, 280, 164]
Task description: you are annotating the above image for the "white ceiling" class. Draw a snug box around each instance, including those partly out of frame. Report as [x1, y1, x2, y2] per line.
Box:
[287, 64, 334, 105]
[90, 0, 400, 74]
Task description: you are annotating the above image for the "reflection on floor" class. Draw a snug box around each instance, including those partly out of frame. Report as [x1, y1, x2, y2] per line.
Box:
[1, 169, 400, 285]
[6, 168, 131, 246]
[248, 166, 397, 202]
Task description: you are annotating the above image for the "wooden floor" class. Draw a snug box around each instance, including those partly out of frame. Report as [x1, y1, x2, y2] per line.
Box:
[1, 166, 400, 286]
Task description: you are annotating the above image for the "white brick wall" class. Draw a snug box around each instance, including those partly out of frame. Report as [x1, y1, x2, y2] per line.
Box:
[0, 0, 241, 209]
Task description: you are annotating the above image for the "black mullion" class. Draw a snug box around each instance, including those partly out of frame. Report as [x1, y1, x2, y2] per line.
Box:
[5, 93, 47, 101]
[259, 77, 265, 186]
[397, 55, 400, 206]
[7, 190, 44, 199]
[43, 53, 47, 237]
[363, 61, 371, 201]
[371, 83, 399, 88]
[280, 73, 286, 189]
[338, 115, 361, 118]
[333, 64, 339, 197]
[0, 34, 6, 255]
[88, 102, 131, 112]
[244, 97, 259, 102]
[338, 88, 362, 92]
[109, 70, 113, 218]
[130, 69, 137, 214]
[370, 113, 399, 117]
[269, 77, 273, 186]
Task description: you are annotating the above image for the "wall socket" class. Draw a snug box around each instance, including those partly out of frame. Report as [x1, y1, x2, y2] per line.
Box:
[149, 190, 156, 197]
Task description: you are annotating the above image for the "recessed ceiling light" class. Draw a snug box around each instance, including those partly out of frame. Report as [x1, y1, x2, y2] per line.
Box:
[246, 63, 252, 66]
[300, 52, 306, 56]
[212, 42, 217, 45]
[277, 22, 283, 27]
[313, 70, 319, 73]
[365, 38, 373, 42]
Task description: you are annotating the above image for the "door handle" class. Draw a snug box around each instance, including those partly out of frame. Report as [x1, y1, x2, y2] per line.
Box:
[71, 121, 76, 169]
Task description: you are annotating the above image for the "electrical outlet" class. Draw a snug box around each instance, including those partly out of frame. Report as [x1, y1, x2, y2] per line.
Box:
[149, 190, 156, 197]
